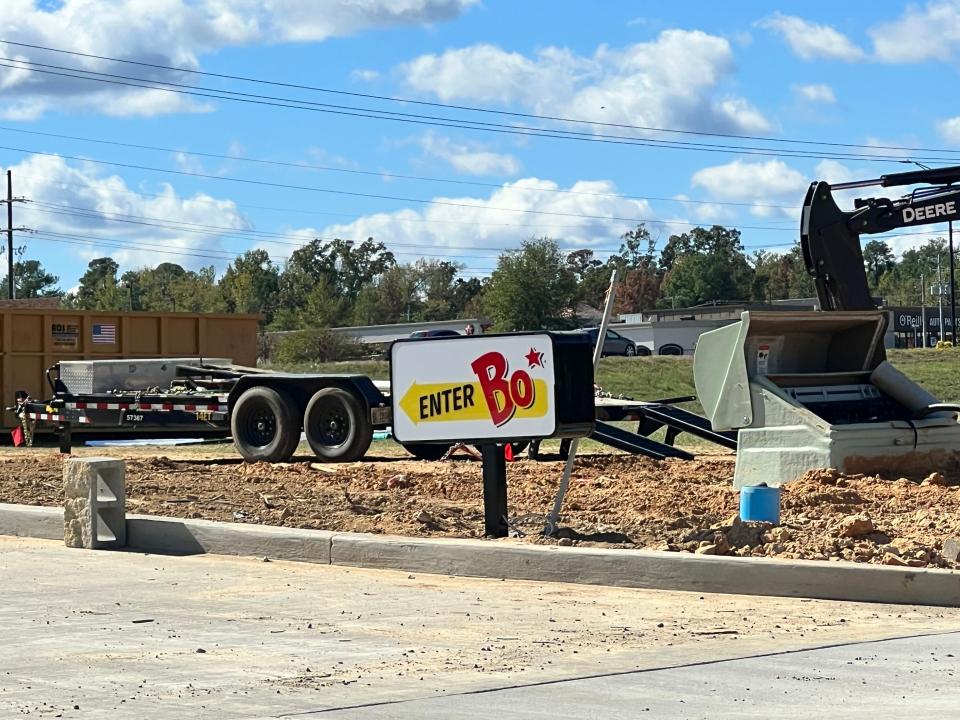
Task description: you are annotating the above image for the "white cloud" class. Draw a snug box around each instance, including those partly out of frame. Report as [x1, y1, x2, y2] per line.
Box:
[401, 31, 771, 134]
[5, 153, 251, 270]
[691, 159, 807, 217]
[418, 134, 521, 176]
[938, 117, 960, 143]
[266, 177, 657, 267]
[813, 159, 855, 185]
[869, 1, 960, 62]
[0, 0, 477, 118]
[173, 151, 207, 174]
[350, 69, 381, 82]
[793, 83, 836, 104]
[672, 194, 737, 223]
[758, 13, 865, 62]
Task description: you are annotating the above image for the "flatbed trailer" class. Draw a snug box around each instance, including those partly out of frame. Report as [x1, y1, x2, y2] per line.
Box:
[19, 359, 392, 463]
[18, 359, 734, 464]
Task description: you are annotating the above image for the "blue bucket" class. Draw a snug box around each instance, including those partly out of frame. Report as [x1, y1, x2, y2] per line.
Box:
[739, 484, 780, 525]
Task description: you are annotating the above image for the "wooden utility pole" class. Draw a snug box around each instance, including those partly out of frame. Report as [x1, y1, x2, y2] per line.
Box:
[6, 170, 12, 299]
[1, 170, 29, 300]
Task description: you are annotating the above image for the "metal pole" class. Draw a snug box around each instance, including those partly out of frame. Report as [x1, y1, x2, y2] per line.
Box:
[938, 256, 945, 344]
[545, 267, 619, 535]
[6, 170, 13, 300]
[921, 273, 927, 348]
[480, 444, 508, 538]
[951, 220, 957, 346]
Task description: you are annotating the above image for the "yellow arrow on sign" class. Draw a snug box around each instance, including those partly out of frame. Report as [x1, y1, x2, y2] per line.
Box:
[399, 379, 549, 425]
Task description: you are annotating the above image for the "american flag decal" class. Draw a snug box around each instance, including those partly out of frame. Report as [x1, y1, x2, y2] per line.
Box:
[92, 324, 116, 344]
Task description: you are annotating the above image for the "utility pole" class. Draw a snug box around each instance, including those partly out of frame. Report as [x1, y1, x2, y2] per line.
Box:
[5, 170, 12, 300]
[921, 273, 927, 348]
[937, 255, 945, 344]
[951, 220, 957, 346]
[1, 170, 28, 300]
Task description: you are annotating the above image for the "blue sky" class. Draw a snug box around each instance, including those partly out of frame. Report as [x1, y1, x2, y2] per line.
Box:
[2, 0, 960, 291]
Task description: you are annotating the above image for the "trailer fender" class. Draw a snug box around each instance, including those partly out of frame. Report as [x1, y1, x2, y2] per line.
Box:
[227, 374, 389, 426]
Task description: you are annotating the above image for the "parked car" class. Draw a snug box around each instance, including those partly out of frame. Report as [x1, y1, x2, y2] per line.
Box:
[409, 329, 461, 339]
[581, 327, 643, 357]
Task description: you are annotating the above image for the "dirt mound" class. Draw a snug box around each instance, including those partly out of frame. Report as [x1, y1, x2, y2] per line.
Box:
[1, 449, 958, 570]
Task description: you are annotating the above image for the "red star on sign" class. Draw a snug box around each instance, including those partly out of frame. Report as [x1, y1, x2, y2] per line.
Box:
[525, 347, 545, 368]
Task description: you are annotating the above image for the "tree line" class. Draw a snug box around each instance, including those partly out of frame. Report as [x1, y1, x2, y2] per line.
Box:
[5, 225, 955, 331]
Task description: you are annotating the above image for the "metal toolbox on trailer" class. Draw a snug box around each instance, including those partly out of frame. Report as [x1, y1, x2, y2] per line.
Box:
[58, 358, 233, 394]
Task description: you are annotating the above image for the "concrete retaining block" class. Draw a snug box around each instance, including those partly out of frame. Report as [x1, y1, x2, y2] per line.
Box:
[126, 515, 334, 564]
[0, 503, 63, 540]
[63, 457, 125, 549]
[329, 532, 960, 607]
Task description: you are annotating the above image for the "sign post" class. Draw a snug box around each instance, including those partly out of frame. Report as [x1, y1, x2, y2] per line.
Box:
[390, 332, 594, 537]
[480, 444, 508, 537]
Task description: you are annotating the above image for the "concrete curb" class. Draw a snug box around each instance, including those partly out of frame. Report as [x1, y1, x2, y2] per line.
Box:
[127, 515, 334, 564]
[329, 532, 960, 606]
[0, 503, 958, 606]
[0, 503, 63, 541]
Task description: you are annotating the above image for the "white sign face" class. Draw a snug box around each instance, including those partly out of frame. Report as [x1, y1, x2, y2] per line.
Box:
[391, 334, 557, 443]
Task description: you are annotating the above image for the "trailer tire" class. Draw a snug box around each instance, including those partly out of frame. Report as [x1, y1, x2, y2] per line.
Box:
[401, 442, 451, 461]
[304, 387, 372, 462]
[232, 387, 300, 463]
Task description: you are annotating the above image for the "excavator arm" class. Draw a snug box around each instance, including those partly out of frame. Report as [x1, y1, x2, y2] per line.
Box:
[801, 165, 960, 311]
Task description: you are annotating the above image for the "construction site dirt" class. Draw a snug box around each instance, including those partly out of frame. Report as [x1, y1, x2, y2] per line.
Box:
[3, 444, 960, 571]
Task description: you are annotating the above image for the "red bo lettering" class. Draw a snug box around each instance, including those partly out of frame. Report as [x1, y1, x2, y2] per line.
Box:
[471, 352, 538, 426]
[510, 370, 535, 409]
[471, 351, 514, 426]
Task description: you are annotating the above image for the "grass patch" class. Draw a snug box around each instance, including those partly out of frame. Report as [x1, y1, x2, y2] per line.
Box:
[264, 348, 960, 406]
[261, 360, 390, 379]
[886, 348, 960, 403]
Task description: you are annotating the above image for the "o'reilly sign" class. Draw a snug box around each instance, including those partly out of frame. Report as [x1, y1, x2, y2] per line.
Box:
[892, 308, 958, 332]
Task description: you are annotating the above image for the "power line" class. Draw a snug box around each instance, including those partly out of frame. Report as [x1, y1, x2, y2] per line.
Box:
[29, 205, 505, 260]
[24, 200, 794, 252]
[31, 228, 505, 273]
[5, 38, 960, 158]
[0, 143, 806, 232]
[0, 56, 956, 165]
[23, 186, 955, 258]
[0, 125, 801, 211]
[11, 170, 792, 235]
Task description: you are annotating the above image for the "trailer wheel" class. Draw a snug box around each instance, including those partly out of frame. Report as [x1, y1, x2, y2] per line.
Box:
[304, 387, 372, 462]
[401, 442, 451, 461]
[232, 387, 300, 462]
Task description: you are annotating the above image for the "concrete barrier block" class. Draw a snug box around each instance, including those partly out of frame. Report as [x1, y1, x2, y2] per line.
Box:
[63, 457, 125, 549]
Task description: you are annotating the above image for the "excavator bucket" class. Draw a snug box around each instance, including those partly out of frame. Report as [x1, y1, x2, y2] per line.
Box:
[694, 311, 960, 488]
